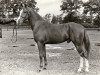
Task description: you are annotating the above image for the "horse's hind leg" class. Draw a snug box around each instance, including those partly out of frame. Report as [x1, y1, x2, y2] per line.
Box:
[78, 57, 89, 73]
[76, 45, 89, 73]
[82, 44, 89, 72]
[76, 45, 86, 73]
[37, 42, 47, 71]
[78, 56, 84, 73]
[85, 58, 89, 72]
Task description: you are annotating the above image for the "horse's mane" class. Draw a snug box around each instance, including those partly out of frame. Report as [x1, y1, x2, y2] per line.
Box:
[27, 7, 44, 21]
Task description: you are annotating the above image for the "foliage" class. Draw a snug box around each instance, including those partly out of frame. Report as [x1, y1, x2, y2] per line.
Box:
[83, 2, 99, 14]
[82, 0, 100, 25]
[43, 13, 51, 22]
[63, 11, 83, 24]
[60, 0, 100, 28]
[81, 23, 98, 28]
[60, 0, 83, 13]
[60, 0, 83, 23]
[51, 15, 58, 24]
[0, 0, 38, 17]
[93, 15, 100, 27]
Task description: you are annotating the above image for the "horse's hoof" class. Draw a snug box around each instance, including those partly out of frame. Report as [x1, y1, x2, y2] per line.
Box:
[77, 69, 82, 73]
[37, 69, 42, 73]
[77, 71, 82, 73]
[43, 67, 47, 70]
[85, 69, 89, 73]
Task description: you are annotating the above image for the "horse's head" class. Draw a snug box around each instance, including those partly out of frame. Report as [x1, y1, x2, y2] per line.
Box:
[17, 5, 29, 25]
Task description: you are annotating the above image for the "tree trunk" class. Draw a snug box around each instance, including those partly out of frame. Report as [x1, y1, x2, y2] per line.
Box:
[90, 11, 93, 25]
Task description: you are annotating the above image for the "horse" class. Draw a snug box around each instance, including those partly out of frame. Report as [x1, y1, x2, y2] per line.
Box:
[17, 6, 90, 73]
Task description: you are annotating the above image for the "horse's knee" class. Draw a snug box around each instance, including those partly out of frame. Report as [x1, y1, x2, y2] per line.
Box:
[82, 50, 89, 59]
[76, 46, 89, 59]
[77, 48, 84, 57]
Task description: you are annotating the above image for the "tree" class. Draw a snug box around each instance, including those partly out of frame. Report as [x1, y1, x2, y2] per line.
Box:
[43, 13, 51, 23]
[51, 15, 58, 24]
[83, 1, 99, 24]
[57, 15, 63, 24]
[26, 0, 37, 8]
[60, 0, 83, 23]
[94, 15, 100, 27]
[63, 11, 81, 23]
[60, 0, 83, 13]
[0, 0, 38, 17]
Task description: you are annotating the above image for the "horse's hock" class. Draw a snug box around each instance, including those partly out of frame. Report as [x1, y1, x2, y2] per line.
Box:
[0, 26, 2, 38]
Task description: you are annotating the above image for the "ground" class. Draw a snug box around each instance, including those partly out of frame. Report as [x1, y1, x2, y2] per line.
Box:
[0, 29, 100, 75]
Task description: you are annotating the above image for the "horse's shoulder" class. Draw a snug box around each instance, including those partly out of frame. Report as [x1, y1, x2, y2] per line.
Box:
[34, 21, 51, 32]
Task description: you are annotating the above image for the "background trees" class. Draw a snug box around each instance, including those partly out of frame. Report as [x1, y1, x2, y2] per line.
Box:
[43, 13, 51, 23]
[60, 0, 100, 27]
[0, 0, 37, 17]
[0, 0, 100, 28]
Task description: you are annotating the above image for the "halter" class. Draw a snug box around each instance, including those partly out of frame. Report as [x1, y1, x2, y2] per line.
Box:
[18, 9, 30, 22]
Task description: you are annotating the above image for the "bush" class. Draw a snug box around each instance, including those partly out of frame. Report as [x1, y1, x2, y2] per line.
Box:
[62, 12, 81, 23]
[93, 16, 100, 27]
[81, 23, 98, 28]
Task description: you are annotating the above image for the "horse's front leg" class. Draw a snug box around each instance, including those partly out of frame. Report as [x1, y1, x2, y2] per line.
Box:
[37, 42, 47, 72]
[37, 42, 44, 71]
[43, 44, 47, 70]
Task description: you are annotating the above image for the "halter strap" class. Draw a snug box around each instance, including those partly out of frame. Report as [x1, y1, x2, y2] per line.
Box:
[11, 22, 18, 43]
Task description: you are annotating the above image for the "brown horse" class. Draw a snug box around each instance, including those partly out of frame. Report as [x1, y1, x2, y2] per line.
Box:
[17, 6, 90, 72]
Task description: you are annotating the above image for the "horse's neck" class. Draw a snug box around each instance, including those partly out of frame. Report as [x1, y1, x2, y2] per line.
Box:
[29, 11, 44, 30]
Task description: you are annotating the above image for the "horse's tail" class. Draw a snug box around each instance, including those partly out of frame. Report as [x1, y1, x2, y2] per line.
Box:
[83, 30, 90, 59]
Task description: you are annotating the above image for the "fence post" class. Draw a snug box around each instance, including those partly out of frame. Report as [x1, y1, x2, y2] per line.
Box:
[0, 26, 2, 38]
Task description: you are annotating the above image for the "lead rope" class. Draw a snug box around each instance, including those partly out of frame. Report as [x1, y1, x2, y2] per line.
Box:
[11, 23, 17, 43]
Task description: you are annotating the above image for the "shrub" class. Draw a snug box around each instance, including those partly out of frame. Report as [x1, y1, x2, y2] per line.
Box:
[81, 23, 98, 28]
